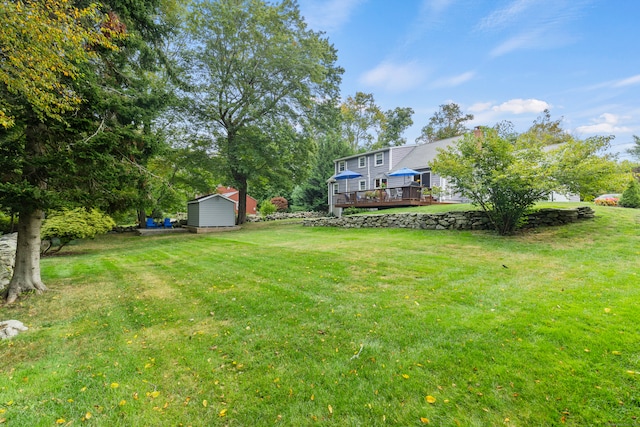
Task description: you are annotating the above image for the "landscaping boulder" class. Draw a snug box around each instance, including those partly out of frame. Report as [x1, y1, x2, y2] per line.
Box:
[0, 320, 28, 339]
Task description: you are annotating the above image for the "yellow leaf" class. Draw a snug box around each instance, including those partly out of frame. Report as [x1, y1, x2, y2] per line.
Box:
[56, 419, 65, 425]
[420, 417, 430, 424]
[149, 391, 160, 398]
[425, 395, 436, 404]
[202, 400, 208, 407]
[612, 351, 622, 355]
[401, 374, 410, 379]
[219, 408, 228, 417]
[328, 405, 333, 414]
[85, 412, 92, 419]
[110, 382, 119, 389]
[119, 400, 126, 406]
[310, 394, 314, 401]
[604, 307, 611, 313]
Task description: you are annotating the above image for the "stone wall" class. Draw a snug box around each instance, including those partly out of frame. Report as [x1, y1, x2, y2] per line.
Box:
[0, 233, 17, 292]
[247, 212, 326, 222]
[303, 207, 595, 231]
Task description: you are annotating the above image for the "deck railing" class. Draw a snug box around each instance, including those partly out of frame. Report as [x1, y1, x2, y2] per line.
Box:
[334, 186, 436, 208]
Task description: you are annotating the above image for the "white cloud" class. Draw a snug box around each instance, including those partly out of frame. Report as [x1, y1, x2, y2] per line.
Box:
[430, 71, 476, 88]
[492, 98, 550, 114]
[612, 74, 640, 88]
[359, 61, 428, 92]
[298, 0, 365, 33]
[468, 102, 493, 113]
[575, 113, 632, 134]
[476, 0, 537, 31]
[490, 31, 542, 57]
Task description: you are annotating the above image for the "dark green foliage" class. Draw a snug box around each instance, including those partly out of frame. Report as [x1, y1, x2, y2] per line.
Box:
[41, 208, 115, 254]
[619, 179, 640, 208]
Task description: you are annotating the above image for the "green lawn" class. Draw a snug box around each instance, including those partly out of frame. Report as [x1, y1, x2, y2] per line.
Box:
[1, 204, 639, 426]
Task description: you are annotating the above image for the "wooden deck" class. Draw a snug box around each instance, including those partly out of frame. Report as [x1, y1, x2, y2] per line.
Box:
[334, 186, 437, 209]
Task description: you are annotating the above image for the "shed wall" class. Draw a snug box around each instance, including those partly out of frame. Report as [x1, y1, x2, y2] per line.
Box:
[189, 197, 236, 227]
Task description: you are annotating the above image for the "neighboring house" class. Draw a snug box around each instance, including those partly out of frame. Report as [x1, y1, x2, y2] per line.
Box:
[187, 193, 236, 227]
[327, 136, 465, 215]
[216, 185, 258, 215]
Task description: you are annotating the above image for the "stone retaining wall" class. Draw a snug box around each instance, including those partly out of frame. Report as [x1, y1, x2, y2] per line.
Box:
[247, 212, 326, 222]
[303, 207, 595, 231]
[0, 233, 17, 292]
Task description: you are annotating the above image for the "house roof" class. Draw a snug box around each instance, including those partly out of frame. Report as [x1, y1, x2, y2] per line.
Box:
[188, 193, 235, 204]
[393, 136, 463, 171]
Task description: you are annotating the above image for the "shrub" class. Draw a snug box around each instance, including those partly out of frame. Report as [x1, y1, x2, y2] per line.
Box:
[270, 197, 289, 212]
[594, 197, 619, 206]
[0, 211, 14, 234]
[41, 208, 116, 254]
[259, 200, 277, 217]
[619, 180, 640, 208]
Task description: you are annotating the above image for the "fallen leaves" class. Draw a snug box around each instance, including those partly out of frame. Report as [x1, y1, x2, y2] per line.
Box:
[425, 395, 436, 404]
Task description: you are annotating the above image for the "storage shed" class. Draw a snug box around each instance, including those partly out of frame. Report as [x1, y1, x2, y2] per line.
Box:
[187, 194, 236, 228]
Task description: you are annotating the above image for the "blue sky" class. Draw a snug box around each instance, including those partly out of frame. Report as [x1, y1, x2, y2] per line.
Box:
[297, 0, 640, 158]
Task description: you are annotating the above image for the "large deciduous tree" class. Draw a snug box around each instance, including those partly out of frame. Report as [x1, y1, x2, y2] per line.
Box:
[417, 102, 473, 144]
[183, 0, 342, 224]
[0, 0, 176, 303]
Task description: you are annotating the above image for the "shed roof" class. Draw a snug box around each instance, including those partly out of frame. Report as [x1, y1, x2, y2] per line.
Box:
[188, 193, 235, 205]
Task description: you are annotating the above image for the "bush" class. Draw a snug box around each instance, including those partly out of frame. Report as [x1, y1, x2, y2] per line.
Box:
[619, 180, 640, 208]
[594, 197, 619, 206]
[0, 211, 14, 234]
[270, 197, 289, 212]
[259, 200, 277, 217]
[41, 208, 116, 254]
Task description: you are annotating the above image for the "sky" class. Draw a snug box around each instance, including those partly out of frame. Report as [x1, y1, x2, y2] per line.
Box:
[297, 0, 640, 158]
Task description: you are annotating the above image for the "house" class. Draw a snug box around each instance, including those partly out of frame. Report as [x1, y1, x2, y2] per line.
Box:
[327, 136, 465, 216]
[187, 193, 236, 228]
[328, 134, 580, 216]
[216, 185, 258, 215]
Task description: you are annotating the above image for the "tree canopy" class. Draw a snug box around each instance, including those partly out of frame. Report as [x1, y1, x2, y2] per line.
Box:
[416, 103, 473, 144]
[0, 0, 119, 128]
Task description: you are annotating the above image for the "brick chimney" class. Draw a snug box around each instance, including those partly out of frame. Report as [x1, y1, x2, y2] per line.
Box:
[473, 126, 483, 139]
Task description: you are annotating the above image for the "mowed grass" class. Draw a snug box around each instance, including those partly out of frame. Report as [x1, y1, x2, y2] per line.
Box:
[1, 204, 639, 426]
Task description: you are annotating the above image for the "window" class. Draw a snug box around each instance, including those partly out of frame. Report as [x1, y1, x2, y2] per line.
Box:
[374, 152, 383, 166]
[337, 161, 346, 172]
[359, 180, 366, 191]
[332, 183, 339, 195]
[358, 156, 366, 168]
[374, 178, 387, 188]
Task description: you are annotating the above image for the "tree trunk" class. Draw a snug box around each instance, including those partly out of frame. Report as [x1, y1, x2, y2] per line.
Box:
[5, 209, 48, 304]
[236, 177, 248, 225]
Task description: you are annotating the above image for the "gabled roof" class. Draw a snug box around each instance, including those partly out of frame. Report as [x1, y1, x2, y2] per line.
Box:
[393, 135, 463, 170]
[188, 193, 235, 204]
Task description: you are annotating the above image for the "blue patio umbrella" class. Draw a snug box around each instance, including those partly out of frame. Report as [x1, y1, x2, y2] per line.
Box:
[389, 167, 421, 184]
[388, 167, 420, 177]
[333, 169, 362, 192]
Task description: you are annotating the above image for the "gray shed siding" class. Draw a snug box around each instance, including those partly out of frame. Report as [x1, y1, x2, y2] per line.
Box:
[187, 195, 236, 227]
